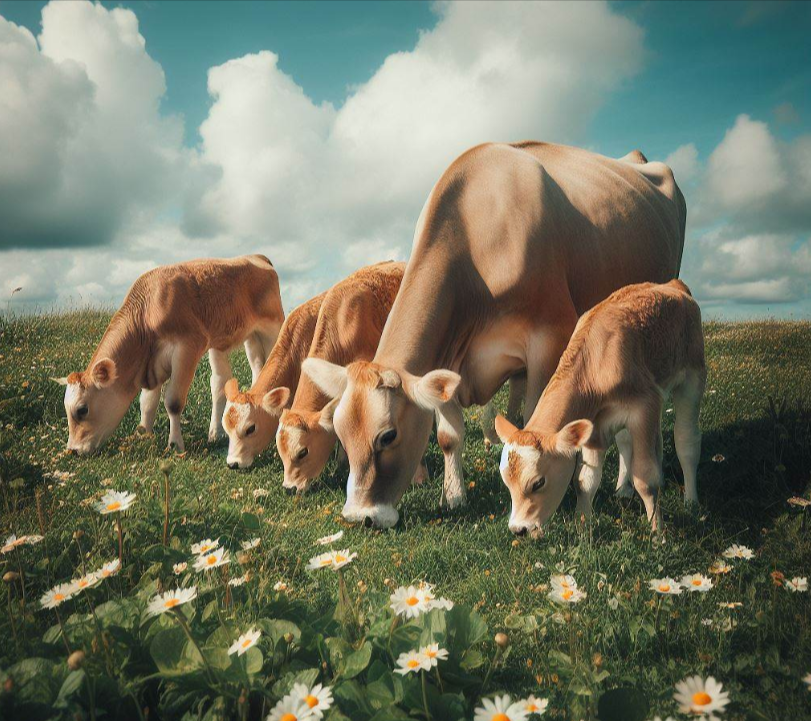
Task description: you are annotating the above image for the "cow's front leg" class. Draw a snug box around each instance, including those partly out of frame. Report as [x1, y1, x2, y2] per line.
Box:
[164, 342, 205, 453]
[411, 457, 430, 486]
[137, 386, 162, 434]
[208, 348, 232, 442]
[575, 447, 606, 519]
[436, 400, 466, 509]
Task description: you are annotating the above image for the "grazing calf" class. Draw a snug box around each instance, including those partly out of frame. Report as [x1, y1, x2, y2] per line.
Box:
[279, 262, 408, 493]
[494, 279, 705, 535]
[222, 292, 325, 469]
[54, 256, 283, 455]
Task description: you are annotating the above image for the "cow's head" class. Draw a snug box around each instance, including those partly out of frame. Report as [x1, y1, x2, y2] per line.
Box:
[276, 399, 340, 493]
[302, 358, 460, 528]
[222, 379, 287, 469]
[53, 359, 130, 454]
[494, 414, 593, 535]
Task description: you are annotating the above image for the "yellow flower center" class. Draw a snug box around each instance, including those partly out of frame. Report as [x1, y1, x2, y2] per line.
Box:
[692, 691, 712, 706]
[492, 714, 511, 721]
[407, 659, 420, 669]
[164, 598, 180, 608]
[102, 570, 110, 577]
[659, 584, 671, 592]
[406, 596, 420, 606]
[78, 579, 88, 588]
[54, 593, 64, 602]
[320, 558, 332, 566]
[335, 554, 347, 563]
[280, 714, 297, 721]
[426, 649, 437, 658]
[526, 703, 538, 712]
[562, 589, 574, 600]
[305, 695, 318, 708]
[207, 555, 217, 565]
[241, 638, 252, 648]
[692, 579, 702, 586]
[106, 502, 121, 511]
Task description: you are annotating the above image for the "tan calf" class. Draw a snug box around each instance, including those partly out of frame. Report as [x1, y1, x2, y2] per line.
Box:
[222, 292, 325, 469]
[279, 261, 407, 493]
[54, 255, 283, 455]
[495, 279, 705, 535]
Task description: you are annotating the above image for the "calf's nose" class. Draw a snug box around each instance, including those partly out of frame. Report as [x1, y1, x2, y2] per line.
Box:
[511, 526, 528, 537]
[284, 485, 297, 496]
[227, 462, 239, 470]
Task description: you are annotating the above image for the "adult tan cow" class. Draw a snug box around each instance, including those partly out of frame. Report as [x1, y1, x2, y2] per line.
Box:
[54, 255, 284, 455]
[222, 291, 326, 469]
[277, 261, 406, 492]
[303, 141, 686, 528]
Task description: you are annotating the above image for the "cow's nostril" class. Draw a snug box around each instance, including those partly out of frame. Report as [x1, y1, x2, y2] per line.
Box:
[363, 516, 374, 529]
[67, 448, 78, 456]
[513, 526, 528, 537]
[227, 462, 239, 470]
[284, 485, 297, 496]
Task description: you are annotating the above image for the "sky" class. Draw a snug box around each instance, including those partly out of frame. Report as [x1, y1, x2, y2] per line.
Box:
[1, 0, 810, 319]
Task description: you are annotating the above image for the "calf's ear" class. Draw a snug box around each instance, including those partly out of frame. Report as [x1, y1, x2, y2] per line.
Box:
[554, 419, 593, 456]
[494, 414, 519, 444]
[412, 369, 461, 411]
[51, 377, 69, 386]
[262, 387, 290, 416]
[302, 358, 348, 399]
[90, 358, 117, 388]
[318, 397, 341, 431]
[224, 378, 239, 402]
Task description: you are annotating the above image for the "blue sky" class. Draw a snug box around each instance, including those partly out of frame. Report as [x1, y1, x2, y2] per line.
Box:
[1, 1, 810, 318]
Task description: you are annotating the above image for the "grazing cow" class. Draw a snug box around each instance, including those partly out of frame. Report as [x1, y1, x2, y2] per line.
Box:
[54, 255, 283, 455]
[303, 141, 686, 528]
[279, 261, 408, 493]
[494, 279, 705, 535]
[222, 292, 326, 469]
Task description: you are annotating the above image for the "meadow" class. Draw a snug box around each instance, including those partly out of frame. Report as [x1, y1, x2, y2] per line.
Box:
[1, 310, 810, 721]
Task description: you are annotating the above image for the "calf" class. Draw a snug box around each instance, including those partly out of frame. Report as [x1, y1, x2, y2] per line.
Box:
[278, 261, 407, 493]
[54, 255, 283, 454]
[494, 279, 705, 534]
[222, 291, 325, 469]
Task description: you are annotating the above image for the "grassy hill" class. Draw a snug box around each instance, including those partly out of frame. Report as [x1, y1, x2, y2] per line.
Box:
[1, 312, 810, 720]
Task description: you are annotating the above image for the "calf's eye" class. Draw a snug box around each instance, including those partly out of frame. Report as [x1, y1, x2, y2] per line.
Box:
[531, 478, 546, 493]
[245, 424, 256, 436]
[76, 405, 89, 420]
[296, 447, 309, 460]
[378, 429, 397, 449]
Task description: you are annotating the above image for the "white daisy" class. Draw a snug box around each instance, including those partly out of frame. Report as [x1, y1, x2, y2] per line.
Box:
[274, 581, 289, 592]
[291, 682, 333, 718]
[227, 628, 261, 656]
[709, 560, 732, 575]
[419, 643, 449, 668]
[266, 696, 314, 721]
[40, 582, 78, 609]
[474, 694, 529, 721]
[241, 538, 261, 551]
[394, 649, 431, 675]
[390, 585, 432, 618]
[193, 547, 230, 572]
[681, 573, 714, 593]
[673, 675, 730, 716]
[316, 531, 344, 546]
[550, 574, 578, 591]
[252, 488, 269, 499]
[96, 490, 136, 514]
[96, 559, 121, 579]
[73, 572, 102, 591]
[173, 562, 188, 575]
[146, 587, 198, 617]
[785, 577, 808, 593]
[191, 538, 220, 555]
[649, 577, 683, 595]
[420, 584, 454, 611]
[722, 544, 754, 560]
[522, 695, 549, 716]
[307, 551, 336, 571]
[549, 587, 586, 604]
[228, 574, 249, 587]
[329, 549, 356, 569]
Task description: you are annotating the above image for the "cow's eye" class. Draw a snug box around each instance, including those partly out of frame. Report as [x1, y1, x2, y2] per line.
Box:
[245, 424, 256, 436]
[376, 429, 397, 450]
[76, 405, 89, 420]
[531, 478, 546, 493]
[296, 447, 309, 461]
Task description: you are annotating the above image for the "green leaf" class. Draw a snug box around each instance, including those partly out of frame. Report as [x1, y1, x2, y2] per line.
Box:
[150, 625, 205, 677]
[53, 670, 86, 709]
[343, 642, 372, 679]
[597, 687, 649, 721]
[241, 512, 261, 530]
[244, 646, 264, 675]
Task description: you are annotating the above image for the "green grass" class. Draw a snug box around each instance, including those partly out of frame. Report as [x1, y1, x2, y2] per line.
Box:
[1, 312, 811, 720]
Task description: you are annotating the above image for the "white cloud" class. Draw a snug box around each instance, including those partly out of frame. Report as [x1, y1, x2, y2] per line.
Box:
[665, 143, 699, 184]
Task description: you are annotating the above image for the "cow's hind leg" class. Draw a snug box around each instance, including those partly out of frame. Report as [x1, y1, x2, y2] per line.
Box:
[164, 342, 205, 453]
[437, 401, 466, 510]
[244, 334, 266, 386]
[208, 349, 232, 443]
[576, 447, 606, 519]
[137, 386, 162, 435]
[628, 399, 665, 531]
[672, 369, 705, 506]
[614, 428, 634, 498]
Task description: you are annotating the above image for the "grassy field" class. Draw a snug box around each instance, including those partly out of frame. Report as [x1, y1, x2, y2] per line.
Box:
[1, 311, 810, 720]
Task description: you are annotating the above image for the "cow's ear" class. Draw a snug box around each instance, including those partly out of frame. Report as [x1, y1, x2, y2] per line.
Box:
[494, 414, 519, 444]
[51, 377, 69, 386]
[90, 358, 117, 388]
[318, 397, 341, 431]
[554, 419, 593, 456]
[262, 387, 290, 416]
[224, 378, 239, 402]
[302, 358, 348, 399]
[377, 369, 402, 390]
[412, 369, 461, 411]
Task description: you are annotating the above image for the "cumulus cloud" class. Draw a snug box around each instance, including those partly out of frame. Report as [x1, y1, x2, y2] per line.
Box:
[665, 143, 700, 184]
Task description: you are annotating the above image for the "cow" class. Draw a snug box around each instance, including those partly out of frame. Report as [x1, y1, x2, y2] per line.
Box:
[278, 261, 408, 493]
[222, 291, 326, 469]
[302, 141, 686, 528]
[53, 255, 284, 455]
[494, 279, 705, 535]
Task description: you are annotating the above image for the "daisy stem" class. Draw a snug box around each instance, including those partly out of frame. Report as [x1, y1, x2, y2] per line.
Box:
[162, 467, 170, 547]
[54, 605, 72, 654]
[172, 609, 216, 685]
[387, 614, 399, 661]
[654, 596, 662, 637]
[434, 664, 444, 694]
[421, 670, 432, 720]
[116, 515, 123, 567]
[84, 591, 113, 675]
[480, 645, 503, 696]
